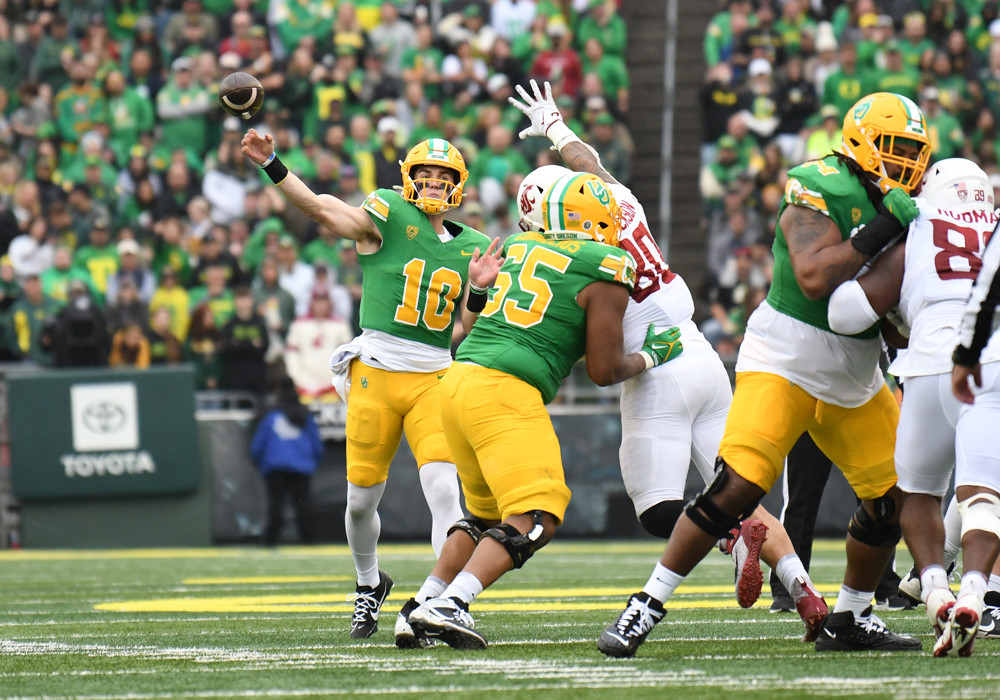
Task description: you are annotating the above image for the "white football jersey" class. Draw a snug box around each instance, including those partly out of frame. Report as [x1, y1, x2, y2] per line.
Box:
[889, 199, 1000, 378]
[608, 183, 699, 353]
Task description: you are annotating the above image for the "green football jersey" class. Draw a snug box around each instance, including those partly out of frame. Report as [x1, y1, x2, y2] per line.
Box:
[457, 232, 637, 404]
[766, 155, 880, 338]
[359, 189, 491, 349]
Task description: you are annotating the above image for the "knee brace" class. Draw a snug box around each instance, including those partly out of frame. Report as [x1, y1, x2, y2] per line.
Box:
[483, 511, 546, 569]
[638, 500, 685, 539]
[683, 458, 761, 539]
[446, 516, 490, 544]
[958, 492, 1000, 540]
[848, 496, 901, 547]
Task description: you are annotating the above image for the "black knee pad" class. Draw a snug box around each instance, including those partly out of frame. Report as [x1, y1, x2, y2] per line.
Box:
[483, 512, 547, 569]
[848, 499, 901, 547]
[638, 500, 685, 539]
[446, 516, 489, 544]
[683, 457, 761, 539]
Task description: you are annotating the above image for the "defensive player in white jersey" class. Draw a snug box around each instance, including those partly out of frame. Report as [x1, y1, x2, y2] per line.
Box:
[510, 80, 829, 642]
[827, 158, 1000, 655]
[950, 200, 1000, 652]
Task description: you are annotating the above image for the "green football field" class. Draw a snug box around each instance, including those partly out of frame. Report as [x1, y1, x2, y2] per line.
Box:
[2, 540, 999, 699]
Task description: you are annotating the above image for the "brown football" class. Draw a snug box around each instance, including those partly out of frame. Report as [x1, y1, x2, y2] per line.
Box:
[218, 72, 265, 120]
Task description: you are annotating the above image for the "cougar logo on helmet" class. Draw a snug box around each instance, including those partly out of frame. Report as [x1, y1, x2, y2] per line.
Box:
[399, 139, 468, 215]
[840, 92, 931, 194]
[920, 158, 994, 211]
[517, 165, 573, 232]
[540, 172, 622, 247]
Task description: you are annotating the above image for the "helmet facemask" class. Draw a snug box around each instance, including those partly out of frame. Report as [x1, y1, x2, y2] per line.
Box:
[399, 139, 469, 215]
[840, 92, 931, 194]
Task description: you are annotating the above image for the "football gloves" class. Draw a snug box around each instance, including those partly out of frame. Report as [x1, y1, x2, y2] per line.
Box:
[880, 188, 919, 227]
[640, 323, 683, 369]
[509, 79, 563, 141]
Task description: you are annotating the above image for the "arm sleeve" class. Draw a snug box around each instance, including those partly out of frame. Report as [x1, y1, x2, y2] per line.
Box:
[828, 279, 880, 336]
[957, 226, 1000, 362]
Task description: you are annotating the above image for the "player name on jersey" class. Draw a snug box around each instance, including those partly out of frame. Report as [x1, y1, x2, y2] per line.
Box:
[931, 207, 999, 225]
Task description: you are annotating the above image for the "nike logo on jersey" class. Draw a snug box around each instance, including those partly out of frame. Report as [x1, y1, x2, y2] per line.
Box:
[460, 251, 474, 256]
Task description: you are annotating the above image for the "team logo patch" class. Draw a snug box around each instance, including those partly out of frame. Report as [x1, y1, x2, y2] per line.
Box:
[406, 225, 419, 240]
[852, 208, 862, 225]
[956, 183, 968, 202]
[360, 377, 368, 389]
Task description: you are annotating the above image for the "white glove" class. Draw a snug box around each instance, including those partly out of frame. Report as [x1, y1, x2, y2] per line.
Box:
[509, 79, 563, 141]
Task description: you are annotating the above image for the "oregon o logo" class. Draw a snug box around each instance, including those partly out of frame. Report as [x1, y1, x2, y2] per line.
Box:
[82, 403, 127, 434]
[585, 180, 610, 206]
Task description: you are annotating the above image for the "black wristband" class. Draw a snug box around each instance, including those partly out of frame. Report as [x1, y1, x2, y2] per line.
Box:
[262, 154, 289, 185]
[850, 209, 905, 257]
[466, 290, 488, 313]
[952, 344, 980, 369]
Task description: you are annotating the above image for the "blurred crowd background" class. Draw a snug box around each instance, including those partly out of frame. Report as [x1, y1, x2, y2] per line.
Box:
[0, 0, 633, 400]
[699, 0, 1000, 356]
[0, 0, 995, 398]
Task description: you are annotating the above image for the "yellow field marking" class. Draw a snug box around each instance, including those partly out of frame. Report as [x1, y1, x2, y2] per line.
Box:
[95, 597, 787, 614]
[183, 576, 353, 585]
[94, 584, 843, 614]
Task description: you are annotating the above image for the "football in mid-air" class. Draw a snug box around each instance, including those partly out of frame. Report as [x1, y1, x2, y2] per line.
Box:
[218, 72, 264, 120]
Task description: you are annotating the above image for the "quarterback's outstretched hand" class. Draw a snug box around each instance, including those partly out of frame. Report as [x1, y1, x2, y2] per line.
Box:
[509, 79, 563, 141]
[241, 128, 274, 166]
[468, 237, 505, 292]
[640, 324, 683, 370]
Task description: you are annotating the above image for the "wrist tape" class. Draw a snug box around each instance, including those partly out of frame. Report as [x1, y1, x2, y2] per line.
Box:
[850, 210, 904, 257]
[466, 289, 488, 313]
[262, 153, 289, 185]
[640, 351, 655, 371]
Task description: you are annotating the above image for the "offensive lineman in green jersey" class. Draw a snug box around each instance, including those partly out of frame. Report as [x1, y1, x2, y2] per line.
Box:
[241, 131, 505, 639]
[395, 172, 684, 650]
[600, 92, 932, 657]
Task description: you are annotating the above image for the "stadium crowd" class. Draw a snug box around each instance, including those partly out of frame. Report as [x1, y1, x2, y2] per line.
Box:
[0, 0, 632, 400]
[699, 0, 1000, 356]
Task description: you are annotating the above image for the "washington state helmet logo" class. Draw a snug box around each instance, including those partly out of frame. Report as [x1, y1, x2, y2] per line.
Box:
[518, 187, 535, 217]
[406, 225, 419, 240]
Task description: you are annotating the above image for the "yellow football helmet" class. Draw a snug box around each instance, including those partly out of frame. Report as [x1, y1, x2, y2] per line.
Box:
[840, 92, 931, 194]
[399, 139, 468, 215]
[540, 172, 622, 247]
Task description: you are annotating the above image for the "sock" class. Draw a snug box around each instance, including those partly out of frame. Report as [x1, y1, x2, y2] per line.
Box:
[774, 554, 811, 601]
[642, 562, 684, 604]
[418, 462, 464, 557]
[345, 481, 387, 588]
[442, 571, 484, 606]
[919, 565, 950, 603]
[989, 573, 1000, 594]
[832, 585, 874, 616]
[415, 576, 446, 604]
[959, 571, 988, 601]
[943, 496, 962, 567]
